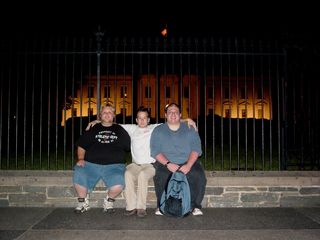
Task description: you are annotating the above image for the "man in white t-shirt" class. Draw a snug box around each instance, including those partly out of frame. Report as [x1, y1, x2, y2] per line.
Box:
[86, 106, 196, 217]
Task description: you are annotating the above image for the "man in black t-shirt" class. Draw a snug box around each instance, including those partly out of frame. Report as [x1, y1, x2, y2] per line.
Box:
[73, 104, 130, 213]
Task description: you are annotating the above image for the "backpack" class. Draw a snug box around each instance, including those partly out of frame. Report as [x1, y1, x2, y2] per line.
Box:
[159, 171, 191, 217]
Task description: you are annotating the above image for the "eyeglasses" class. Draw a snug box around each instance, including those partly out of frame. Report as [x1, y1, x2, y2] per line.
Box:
[166, 111, 179, 115]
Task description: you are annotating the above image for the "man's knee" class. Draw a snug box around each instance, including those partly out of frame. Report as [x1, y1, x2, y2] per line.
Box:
[109, 184, 124, 192]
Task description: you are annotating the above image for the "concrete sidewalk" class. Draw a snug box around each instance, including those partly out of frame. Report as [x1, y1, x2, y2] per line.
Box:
[0, 207, 320, 240]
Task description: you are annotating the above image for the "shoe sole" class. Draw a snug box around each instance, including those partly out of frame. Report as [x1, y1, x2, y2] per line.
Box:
[103, 208, 115, 213]
[137, 211, 147, 217]
[192, 212, 203, 216]
[124, 210, 137, 216]
[74, 207, 90, 213]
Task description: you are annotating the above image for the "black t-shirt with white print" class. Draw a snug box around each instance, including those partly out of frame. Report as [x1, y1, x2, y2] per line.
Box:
[76, 123, 131, 165]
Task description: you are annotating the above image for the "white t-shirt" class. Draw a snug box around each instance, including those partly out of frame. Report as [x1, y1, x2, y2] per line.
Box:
[120, 124, 161, 165]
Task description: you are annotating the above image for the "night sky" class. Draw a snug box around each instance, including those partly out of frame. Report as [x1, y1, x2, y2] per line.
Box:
[1, 2, 318, 45]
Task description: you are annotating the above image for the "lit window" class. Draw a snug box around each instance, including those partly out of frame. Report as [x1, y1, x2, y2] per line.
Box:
[165, 86, 170, 98]
[121, 86, 127, 98]
[73, 108, 77, 117]
[88, 86, 94, 98]
[224, 87, 229, 99]
[184, 87, 189, 98]
[257, 88, 262, 99]
[225, 109, 230, 118]
[240, 87, 246, 99]
[104, 85, 111, 98]
[88, 108, 93, 116]
[208, 86, 213, 99]
[145, 86, 151, 98]
[242, 109, 247, 118]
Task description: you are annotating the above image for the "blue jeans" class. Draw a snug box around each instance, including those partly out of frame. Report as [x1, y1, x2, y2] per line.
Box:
[73, 161, 125, 192]
[153, 161, 207, 209]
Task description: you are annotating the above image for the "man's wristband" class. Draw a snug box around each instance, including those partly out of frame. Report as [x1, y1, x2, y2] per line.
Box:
[165, 161, 170, 166]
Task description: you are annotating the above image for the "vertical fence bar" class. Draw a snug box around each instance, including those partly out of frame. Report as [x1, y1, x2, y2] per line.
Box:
[187, 39, 191, 118]
[170, 39, 176, 111]
[130, 38, 135, 123]
[47, 40, 52, 169]
[178, 39, 183, 120]
[31, 43, 36, 169]
[39, 41, 45, 169]
[259, 40, 265, 170]
[195, 39, 200, 132]
[96, 28, 103, 115]
[211, 38, 216, 170]
[54, 40, 60, 169]
[53, 41, 58, 169]
[15, 52, 20, 169]
[63, 38, 68, 169]
[23, 46, 28, 169]
[251, 40, 256, 170]
[122, 37, 127, 123]
[163, 38, 167, 111]
[267, 42, 273, 169]
[79, 39, 84, 136]
[243, 40, 248, 170]
[88, 38, 92, 123]
[7, 54, 11, 169]
[235, 39, 240, 170]
[147, 38, 151, 114]
[71, 38, 76, 168]
[227, 39, 232, 170]
[0, 65, 3, 167]
[113, 38, 118, 116]
[219, 39, 224, 169]
[282, 47, 288, 170]
[203, 39, 207, 169]
[138, 38, 143, 107]
[276, 46, 281, 170]
[155, 38, 159, 122]
[105, 37, 110, 117]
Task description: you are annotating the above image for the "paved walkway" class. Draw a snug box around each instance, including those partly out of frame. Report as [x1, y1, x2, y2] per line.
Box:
[1, 207, 320, 240]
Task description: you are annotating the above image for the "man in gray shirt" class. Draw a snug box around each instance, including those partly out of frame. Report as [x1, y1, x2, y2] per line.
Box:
[150, 103, 207, 216]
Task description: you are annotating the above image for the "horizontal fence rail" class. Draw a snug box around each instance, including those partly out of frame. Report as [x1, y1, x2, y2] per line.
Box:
[0, 35, 319, 170]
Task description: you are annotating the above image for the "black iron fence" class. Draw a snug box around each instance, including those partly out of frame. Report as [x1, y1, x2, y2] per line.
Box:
[0, 33, 319, 170]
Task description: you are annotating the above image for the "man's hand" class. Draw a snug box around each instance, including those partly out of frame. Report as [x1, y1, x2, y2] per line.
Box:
[178, 164, 192, 174]
[184, 118, 198, 132]
[76, 159, 86, 167]
[167, 162, 181, 173]
[85, 120, 101, 131]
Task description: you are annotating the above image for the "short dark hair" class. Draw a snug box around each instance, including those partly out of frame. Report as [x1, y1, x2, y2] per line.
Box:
[136, 106, 150, 117]
[165, 103, 180, 113]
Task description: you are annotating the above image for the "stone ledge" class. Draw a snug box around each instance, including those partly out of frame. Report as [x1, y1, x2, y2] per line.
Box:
[1, 170, 319, 208]
[1, 170, 319, 186]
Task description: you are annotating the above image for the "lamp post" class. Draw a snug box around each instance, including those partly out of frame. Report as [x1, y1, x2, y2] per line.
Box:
[95, 25, 104, 117]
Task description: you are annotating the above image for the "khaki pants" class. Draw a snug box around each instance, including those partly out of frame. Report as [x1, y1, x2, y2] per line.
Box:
[124, 163, 155, 210]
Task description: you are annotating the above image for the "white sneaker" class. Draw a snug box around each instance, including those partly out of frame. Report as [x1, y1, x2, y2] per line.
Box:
[103, 197, 115, 213]
[155, 208, 163, 216]
[74, 197, 90, 213]
[192, 208, 203, 216]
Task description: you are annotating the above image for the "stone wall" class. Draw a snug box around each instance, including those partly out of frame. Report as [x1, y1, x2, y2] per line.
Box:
[1, 171, 320, 208]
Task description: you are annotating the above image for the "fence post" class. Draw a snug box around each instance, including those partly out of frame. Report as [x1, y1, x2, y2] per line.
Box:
[95, 26, 104, 114]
